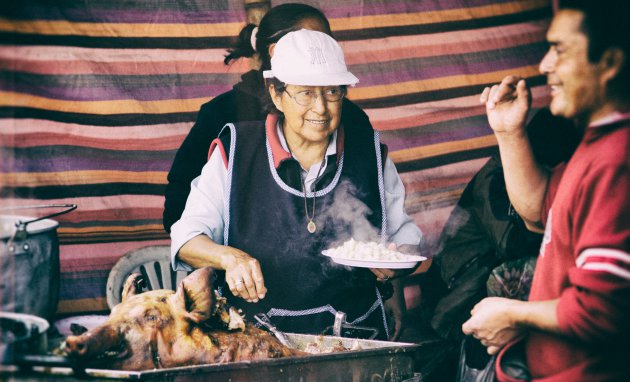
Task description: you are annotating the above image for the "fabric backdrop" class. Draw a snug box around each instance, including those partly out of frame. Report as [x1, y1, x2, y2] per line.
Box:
[0, 0, 552, 315]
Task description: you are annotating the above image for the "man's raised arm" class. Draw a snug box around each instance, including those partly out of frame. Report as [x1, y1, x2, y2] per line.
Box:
[481, 75, 549, 231]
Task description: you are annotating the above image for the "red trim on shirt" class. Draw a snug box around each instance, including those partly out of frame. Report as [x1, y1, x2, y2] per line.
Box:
[336, 125, 345, 165]
[266, 113, 291, 168]
[208, 138, 228, 169]
[495, 336, 527, 382]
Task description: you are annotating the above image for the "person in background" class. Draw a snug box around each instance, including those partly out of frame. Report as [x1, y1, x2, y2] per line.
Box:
[462, 0, 630, 380]
[170, 29, 422, 340]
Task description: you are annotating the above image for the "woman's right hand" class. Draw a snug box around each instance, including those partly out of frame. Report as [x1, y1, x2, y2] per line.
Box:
[176, 235, 267, 303]
[222, 249, 267, 303]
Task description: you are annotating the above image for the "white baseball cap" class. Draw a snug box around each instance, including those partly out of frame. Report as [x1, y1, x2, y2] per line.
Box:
[263, 29, 359, 87]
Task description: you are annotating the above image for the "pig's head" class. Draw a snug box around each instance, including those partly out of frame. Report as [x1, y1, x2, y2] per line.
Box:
[65, 267, 224, 370]
[64, 267, 296, 371]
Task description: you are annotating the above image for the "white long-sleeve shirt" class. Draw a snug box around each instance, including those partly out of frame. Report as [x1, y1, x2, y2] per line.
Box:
[170, 125, 422, 270]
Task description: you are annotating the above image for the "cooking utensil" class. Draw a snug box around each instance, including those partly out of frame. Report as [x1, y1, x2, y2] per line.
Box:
[11, 333, 438, 382]
[253, 313, 291, 347]
[0, 204, 76, 321]
[0, 312, 49, 365]
[327, 310, 379, 339]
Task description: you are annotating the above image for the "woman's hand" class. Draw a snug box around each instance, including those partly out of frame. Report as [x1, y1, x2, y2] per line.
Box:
[462, 297, 524, 355]
[369, 243, 417, 281]
[222, 248, 267, 303]
[176, 236, 267, 303]
[370, 268, 408, 282]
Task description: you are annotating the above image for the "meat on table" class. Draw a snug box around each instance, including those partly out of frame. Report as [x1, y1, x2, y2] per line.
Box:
[64, 267, 302, 370]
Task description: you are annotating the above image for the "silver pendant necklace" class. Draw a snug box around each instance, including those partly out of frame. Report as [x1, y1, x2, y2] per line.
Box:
[301, 157, 326, 234]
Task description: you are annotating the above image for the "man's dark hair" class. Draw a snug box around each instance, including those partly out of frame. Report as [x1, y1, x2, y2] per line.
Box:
[559, 0, 630, 100]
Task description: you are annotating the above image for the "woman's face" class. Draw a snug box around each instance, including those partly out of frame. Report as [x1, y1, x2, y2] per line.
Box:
[270, 84, 343, 145]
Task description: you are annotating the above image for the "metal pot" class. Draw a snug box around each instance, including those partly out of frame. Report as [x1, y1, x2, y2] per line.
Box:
[0, 204, 76, 321]
[0, 312, 49, 364]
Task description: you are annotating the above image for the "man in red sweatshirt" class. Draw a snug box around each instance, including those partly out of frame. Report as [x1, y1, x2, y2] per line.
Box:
[461, 0, 630, 380]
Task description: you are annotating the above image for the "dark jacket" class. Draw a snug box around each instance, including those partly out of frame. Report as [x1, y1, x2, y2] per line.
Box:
[163, 70, 373, 232]
[426, 157, 543, 341]
[422, 109, 581, 342]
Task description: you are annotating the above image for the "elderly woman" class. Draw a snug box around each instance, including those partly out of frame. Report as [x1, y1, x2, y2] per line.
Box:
[170, 29, 422, 339]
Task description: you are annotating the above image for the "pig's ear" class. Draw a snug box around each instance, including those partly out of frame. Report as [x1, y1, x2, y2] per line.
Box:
[121, 273, 145, 303]
[179, 267, 216, 323]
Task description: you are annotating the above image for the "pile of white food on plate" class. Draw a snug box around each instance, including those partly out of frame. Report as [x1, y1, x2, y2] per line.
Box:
[326, 238, 418, 261]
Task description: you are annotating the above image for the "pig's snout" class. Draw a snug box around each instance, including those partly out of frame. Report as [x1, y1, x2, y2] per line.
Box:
[65, 335, 89, 356]
[64, 325, 122, 360]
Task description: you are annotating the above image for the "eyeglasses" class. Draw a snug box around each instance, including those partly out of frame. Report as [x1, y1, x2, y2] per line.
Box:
[283, 87, 346, 107]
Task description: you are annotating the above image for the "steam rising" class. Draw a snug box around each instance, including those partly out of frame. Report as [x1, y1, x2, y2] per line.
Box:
[320, 180, 380, 247]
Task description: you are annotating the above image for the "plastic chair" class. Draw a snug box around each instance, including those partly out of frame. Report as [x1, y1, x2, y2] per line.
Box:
[105, 245, 190, 309]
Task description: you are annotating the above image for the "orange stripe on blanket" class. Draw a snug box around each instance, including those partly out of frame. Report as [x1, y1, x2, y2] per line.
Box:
[58, 224, 165, 234]
[0, 58, 250, 76]
[0, 171, 167, 186]
[0, 91, 208, 114]
[57, 297, 108, 314]
[0, 119, 193, 139]
[59, 207, 164, 223]
[342, 21, 547, 54]
[373, 106, 486, 131]
[3, 132, 187, 151]
[0, 19, 242, 37]
[342, 27, 546, 64]
[348, 65, 541, 99]
[2, 195, 166, 211]
[369, 85, 550, 131]
[390, 135, 498, 164]
[0, 46, 235, 63]
[329, 0, 548, 30]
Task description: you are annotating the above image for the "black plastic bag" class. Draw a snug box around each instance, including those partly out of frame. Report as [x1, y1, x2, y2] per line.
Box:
[456, 336, 496, 382]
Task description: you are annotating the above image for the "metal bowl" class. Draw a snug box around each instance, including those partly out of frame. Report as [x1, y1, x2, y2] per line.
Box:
[0, 312, 49, 364]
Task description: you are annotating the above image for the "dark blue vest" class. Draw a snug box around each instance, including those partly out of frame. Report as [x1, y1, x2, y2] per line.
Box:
[220, 120, 389, 338]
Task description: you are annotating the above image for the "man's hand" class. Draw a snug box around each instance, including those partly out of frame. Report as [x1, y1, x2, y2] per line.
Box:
[384, 279, 406, 341]
[462, 297, 524, 355]
[480, 76, 532, 136]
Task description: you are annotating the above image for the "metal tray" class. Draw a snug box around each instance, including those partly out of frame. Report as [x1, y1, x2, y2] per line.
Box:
[12, 333, 436, 382]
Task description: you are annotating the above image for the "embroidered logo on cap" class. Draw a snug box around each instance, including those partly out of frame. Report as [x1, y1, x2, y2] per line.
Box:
[309, 46, 326, 65]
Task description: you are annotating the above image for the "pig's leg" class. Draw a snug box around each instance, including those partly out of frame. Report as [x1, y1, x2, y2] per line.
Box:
[180, 267, 216, 323]
[121, 273, 145, 302]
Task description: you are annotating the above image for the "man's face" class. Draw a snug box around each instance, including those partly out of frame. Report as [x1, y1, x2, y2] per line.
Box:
[539, 10, 608, 123]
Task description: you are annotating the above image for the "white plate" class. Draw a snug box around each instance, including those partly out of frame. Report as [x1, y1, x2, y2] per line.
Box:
[321, 250, 427, 269]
